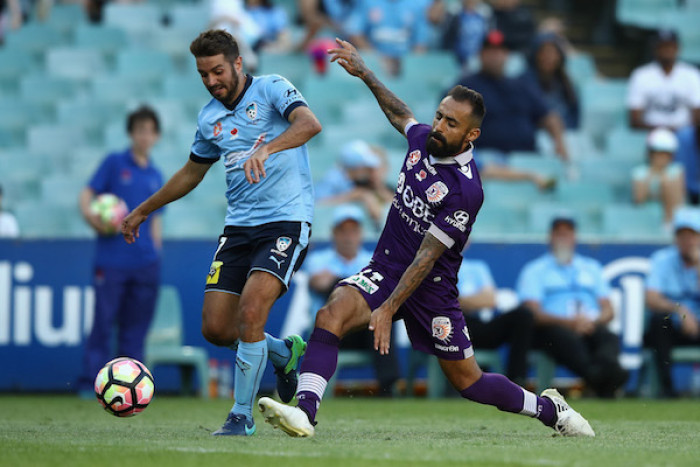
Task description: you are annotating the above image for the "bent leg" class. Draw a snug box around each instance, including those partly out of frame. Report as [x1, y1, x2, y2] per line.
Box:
[440, 357, 556, 427]
[201, 291, 241, 346]
[296, 285, 372, 423]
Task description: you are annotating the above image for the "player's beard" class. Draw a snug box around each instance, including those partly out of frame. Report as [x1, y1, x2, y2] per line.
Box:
[426, 132, 464, 160]
[209, 72, 240, 106]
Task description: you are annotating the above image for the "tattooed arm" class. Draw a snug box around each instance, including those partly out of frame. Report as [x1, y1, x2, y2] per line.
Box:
[369, 233, 448, 354]
[328, 38, 417, 136]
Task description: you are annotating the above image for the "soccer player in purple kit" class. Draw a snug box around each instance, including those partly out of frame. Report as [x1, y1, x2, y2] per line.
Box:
[258, 39, 595, 438]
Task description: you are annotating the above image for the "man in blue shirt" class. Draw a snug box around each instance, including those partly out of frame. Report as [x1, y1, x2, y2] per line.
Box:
[305, 204, 399, 395]
[458, 253, 534, 386]
[347, 0, 430, 76]
[121, 30, 322, 436]
[452, 30, 569, 161]
[517, 215, 627, 397]
[77, 106, 164, 395]
[645, 208, 700, 398]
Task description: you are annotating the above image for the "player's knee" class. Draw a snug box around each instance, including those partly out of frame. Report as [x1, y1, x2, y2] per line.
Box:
[314, 303, 343, 330]
[201, 315, 238, 346]
[237, 301, 266, 335]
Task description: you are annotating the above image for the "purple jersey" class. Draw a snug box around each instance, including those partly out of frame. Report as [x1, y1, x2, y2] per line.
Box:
[371, 122, 483, 296]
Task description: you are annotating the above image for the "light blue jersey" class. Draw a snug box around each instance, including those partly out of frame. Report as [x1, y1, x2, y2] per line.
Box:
[458, 258, 497, 320]
[517, 253, 610, 320]
[190, 74, 314, 227]
[646, 246, 700, 324]
[305, 246, 373, 319]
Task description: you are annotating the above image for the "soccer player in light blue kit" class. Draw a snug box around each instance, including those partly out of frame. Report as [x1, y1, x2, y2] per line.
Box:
[122, 30, 322, 436]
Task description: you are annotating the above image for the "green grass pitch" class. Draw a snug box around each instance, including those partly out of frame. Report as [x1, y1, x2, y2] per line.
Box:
[1, 395, 699, 467]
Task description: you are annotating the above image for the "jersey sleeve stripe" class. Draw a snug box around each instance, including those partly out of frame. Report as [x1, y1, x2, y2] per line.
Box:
[427, 224, 456, 249]
[189, 152, 219, 164]
[282, 101, 308, 121]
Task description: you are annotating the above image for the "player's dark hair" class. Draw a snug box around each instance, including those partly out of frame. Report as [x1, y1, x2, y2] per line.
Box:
[126, 106, 160, 134]
[446, 86, 486, 126]
[190, 29, 240, 64]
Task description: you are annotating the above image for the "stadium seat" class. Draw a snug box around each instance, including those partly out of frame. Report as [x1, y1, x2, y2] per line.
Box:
[470, 202, 528, 239]
[527, 203, 600, 236]
[162, 201, 226, 238]
[601, 204, 665, 239]
[27, 124, 86, 159]
[46, 2, 87, 36]
[41, 175, 84, 208]
[325, 351, 375, 398]
[145, 286, 210, 398]
[401, 52, 459, 91]
[57, 99, 126, 136]
[103, 3, 163, 35]
[605, 128, 648, 162]
[47, 47, 107, 81]
[168, 3, 210, 33]
[89, 75, 158, 103]
[508, 153, 564, 179]
[0, 49, 39, 94]
[258, 52, 311, 88]
[580, 79, 628, 144]
[556, 181, 615, 206]
[73, 24, 128, 58]
[20, 75, 80, 107]
[412, 349, 504, 398]
[482, 181, 549, 208]
[116, 49, 175, 83]
[639, 347, 700, 398]
[14, 201, 74, 237]
[5, 23, 65, 57]
[0, 99, 45, 148]
[616, 0, 677, 28]
[566, 53, 597, 89]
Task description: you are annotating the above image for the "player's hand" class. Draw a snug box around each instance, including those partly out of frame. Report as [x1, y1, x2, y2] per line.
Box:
[679, 307, 700, 338]
[121, 209, 148, 244]
[328, 38, 370, 79]
[572, 314, 595, 335]
[86, 213, 112, 236]
[243, 145, 270, 184]
[369, 305, 393, 355]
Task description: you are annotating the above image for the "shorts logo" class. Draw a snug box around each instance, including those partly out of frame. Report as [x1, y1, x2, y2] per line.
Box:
[432, 316, 453, 342]
[269, 255, 285, 269]
[271, 236, 292, 258]
[426, 182, 449, 203]
[415, 169, 427, 182]
[342, 274, 379, 295]
[213, 122, 223, 138]
[406, 150, 421, 170]
[206, 261, 223, 285]
[246, 102, 257, 120]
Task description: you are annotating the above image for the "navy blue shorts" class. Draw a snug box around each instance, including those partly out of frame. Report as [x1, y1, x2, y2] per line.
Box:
[339, 262, 474, 361]
[204, 221, 310, 295]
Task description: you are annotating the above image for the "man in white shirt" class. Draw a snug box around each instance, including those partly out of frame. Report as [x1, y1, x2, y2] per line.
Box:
[627, 29, 700, 130]
[0, 185, 19, 238]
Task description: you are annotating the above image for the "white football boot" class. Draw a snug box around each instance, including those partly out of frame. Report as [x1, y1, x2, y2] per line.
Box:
[541, 388, 596, 437]
[258, 397, 315, 438]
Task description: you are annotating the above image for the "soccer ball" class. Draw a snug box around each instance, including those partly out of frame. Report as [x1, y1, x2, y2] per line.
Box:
[90, 193, 129, 233]
[94, 357, 155, 417]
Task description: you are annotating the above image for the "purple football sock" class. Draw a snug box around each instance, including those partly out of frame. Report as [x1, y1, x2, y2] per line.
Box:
[295, 328, 340, 423]
[460, 373, 556, 427]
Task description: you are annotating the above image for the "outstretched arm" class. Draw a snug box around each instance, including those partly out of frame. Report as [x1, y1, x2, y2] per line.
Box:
[369, 232, 447, 354]
[328, 38, 417, 136]
[121, 159, 211, 243]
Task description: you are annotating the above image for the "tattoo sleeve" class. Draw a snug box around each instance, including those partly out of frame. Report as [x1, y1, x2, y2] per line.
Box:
[383, 232, 448, 313]
[362, 71, 415, 135]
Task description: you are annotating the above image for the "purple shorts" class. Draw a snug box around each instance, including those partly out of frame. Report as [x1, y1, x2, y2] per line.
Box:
[339, 262, 474, 361]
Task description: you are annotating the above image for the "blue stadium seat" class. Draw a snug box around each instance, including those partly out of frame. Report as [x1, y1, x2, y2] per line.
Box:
[601, 204, 665, 239]
[41, 175, 84, 208]
[527, 203, 600, 236]
[401, 52, 459, 90]
[162, 201, 226, 238]
[508, 153, 564, 179]
[258, 52, 311, 88]
[90, 76, 158, 103]
[616, 0, 678, 28]
[14, 201, 73, 238]
[0, 100, 45, 147]
[556, 181, 615, 207]
[116, 49, 175, 83]
[47, 3, 87, 35]
[47, 47, 107, 81]
[470, 203, 528, 239]
[566, 53, 597, 89]
[580, 79, 628, 144]
[73, 24, 128, 57]
[605, 128, 648, 162]
[168, 3, 210, 33]
[482, 181, 550, 209]
[27, 124, 86, 158]
[104, 3, 163, 35]
[0, 49, 39, 94]
[5, 23, 65, 57]
[20, 75, 80, 108]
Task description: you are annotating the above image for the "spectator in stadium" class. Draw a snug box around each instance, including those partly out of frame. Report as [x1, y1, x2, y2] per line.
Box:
[210, 0, 263, 72]
[522, 32, 579, 129]
[296, 0, 360, 51]
[245, 0, 291, 52]
[346, 0, 430, 76]
[517, 215, 628, 398]
[490, 0, 535, 53]
[305, 204, 400, 396]
[0, 0, 22, 44]
[458, 248, 534, 386]
[676, 122, 700, 205]
[77, 106, 164, 396]
[315, 139, 394, 226]
[632, 127, 685, 227]
[452, 30, 570, 161]
[645, 207, 700, 398]
[627, 29, 700, 130]
[440, 0, 492, 66]
[0, 184, 19, 238]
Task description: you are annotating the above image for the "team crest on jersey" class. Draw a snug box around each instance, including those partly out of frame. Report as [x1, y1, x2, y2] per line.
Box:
[246, 102, 258, 120]
[276, 236, 292, 252]
[426, 181, 449, 203]
[406, 150, 421, 170]
[213, 121, 223, 138]
[432, 317, 453, 342]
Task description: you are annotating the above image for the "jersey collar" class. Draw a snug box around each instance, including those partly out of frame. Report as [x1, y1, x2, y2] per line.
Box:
[429, 142, 474, 167]
[223, 74, 253, 111]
